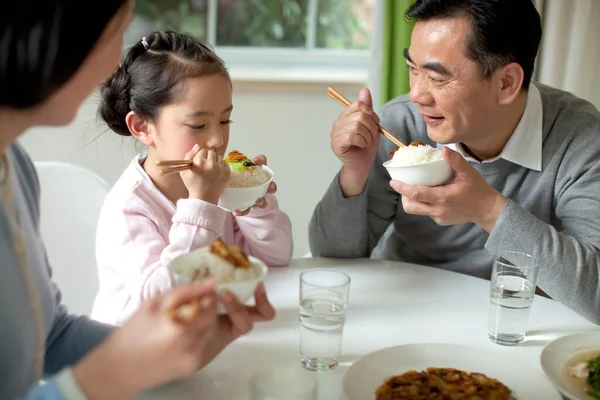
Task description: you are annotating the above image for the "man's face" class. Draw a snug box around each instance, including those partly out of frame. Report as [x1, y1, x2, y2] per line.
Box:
[406, 17, 502, 146]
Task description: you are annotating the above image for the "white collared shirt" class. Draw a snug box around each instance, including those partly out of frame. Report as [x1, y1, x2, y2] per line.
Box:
[440, 84, 543, 171]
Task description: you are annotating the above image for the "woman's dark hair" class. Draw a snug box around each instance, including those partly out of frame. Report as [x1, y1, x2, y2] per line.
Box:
[0, 1, 129, 108]
[99, 31, 230, 136]
[406, 0, 542, 90]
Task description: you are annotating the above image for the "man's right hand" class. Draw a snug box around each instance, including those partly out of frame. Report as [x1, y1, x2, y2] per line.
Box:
[330, 88, 381, 197]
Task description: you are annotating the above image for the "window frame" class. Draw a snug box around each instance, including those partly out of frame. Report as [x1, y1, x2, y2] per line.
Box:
[127, 0, 372, 83]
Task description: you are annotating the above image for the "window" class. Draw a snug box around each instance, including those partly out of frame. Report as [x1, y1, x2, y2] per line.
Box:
[124, 0, 374, 82]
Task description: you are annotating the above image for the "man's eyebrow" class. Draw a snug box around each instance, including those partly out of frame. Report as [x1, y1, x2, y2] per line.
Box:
[404, 48, 453, 76]
[403, 48, 413, 63]
[422, 61, 452, 76]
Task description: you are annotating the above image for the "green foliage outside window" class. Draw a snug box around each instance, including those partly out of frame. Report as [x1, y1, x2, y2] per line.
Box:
[132, 0, 371, 50]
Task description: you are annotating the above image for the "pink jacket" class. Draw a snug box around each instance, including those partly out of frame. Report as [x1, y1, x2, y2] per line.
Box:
[91, 155, 293, 325]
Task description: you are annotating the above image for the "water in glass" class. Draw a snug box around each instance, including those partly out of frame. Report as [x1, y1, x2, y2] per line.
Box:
[299, 297, 346, 371]
[488, 274, 534, 345]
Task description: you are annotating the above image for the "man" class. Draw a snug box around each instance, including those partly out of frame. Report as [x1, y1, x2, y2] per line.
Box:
[309, 0, 600, 323]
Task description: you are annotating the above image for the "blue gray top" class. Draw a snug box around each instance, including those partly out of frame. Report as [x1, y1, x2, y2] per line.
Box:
[0, 143, 112, 399]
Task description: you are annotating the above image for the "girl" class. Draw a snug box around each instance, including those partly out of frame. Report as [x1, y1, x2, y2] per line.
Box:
[91, 31, 293, 325]
[0, 2, 274, 399]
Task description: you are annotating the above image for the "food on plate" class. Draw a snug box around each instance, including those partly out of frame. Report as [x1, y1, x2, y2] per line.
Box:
[565, 351, 600, 398]
[224, 150, 271, 188]
[388, 141, 444, 165]
[177, 238, 258, 283]
[168, 238, 261, 322]
[375, 367, 515, 400]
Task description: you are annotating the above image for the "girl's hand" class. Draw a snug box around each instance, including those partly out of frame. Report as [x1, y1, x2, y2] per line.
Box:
[181, 144, 231, 204]
[233, 155, 277, 217]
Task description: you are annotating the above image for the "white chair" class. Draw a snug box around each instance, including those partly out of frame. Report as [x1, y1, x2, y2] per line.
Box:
[34, 161, 110, 316]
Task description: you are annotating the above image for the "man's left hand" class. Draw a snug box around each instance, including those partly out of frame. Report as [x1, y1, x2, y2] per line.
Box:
[390, 147, 507, 232]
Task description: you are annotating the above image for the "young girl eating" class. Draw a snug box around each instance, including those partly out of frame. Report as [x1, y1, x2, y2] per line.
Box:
[91, 31, 293, 325]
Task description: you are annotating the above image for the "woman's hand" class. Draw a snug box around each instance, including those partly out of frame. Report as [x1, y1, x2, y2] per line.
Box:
[197, 283, 276, 365]
[233, 155, 277, 217]
[72, 280, 276, 399]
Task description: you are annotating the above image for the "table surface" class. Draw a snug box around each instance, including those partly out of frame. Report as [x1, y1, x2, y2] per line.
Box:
[138, 257, 598, 400]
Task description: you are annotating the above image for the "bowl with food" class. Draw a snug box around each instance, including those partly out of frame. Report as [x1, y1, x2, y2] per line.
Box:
[541, 331, 600, 400]
[218, 150, 274, 212]
[168, 238, 268, 315]
[383, 141, 452, 186]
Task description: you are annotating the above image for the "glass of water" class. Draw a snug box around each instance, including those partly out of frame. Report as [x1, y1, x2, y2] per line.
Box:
[250, 366, 316, 400]
[299, 268, 350, 372]
[488, 251, 539, 346]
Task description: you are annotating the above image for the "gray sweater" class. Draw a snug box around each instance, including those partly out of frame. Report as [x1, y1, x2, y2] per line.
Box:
[309, 83, 600, 324]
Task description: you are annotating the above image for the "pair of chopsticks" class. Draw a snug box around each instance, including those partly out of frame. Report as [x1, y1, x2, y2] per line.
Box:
[156, 159, 192, 176]
[158, 87, 403, 175]
[327, 87, 405, 148]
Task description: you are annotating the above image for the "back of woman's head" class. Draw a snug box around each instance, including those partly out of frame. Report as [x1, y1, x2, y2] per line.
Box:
[0, 0, 129, 109]
[99, 31, 230, 136]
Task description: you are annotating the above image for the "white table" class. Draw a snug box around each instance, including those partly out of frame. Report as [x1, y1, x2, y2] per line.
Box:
[139, 257, 598, 399]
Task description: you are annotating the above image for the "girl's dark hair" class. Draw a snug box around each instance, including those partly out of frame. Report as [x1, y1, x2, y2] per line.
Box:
[99, 31, 230, 136]
[0, 1, 129, 108]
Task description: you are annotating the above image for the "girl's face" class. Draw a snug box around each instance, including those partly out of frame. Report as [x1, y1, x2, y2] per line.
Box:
[148, 74, 233, 160]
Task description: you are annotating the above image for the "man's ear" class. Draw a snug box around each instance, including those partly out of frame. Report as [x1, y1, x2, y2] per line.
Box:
[497, 62, 525, 105]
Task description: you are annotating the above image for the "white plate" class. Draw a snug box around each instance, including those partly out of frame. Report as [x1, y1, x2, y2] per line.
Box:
[343, 343, 560, 400]
[541, 331, 600, 400]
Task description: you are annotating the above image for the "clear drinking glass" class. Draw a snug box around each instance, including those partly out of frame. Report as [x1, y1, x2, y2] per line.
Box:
[298, 268, 350, 371]
[249, 367, 316, 400]
[488, 251, 539, 346]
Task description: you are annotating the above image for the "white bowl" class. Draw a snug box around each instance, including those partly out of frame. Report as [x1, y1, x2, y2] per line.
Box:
[383, 159, 452, 186]
[541, 331, 600, 400]
[218, 165, 274, 212]
[169, 251, 268, 314]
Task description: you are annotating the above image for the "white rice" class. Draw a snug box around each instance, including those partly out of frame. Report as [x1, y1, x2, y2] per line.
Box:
[227, 166, 271, 188]
[173, 246, 260, 283]
[390, 144, 443, 166]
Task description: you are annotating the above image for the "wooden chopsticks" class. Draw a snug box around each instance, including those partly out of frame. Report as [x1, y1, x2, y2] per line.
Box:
[156, 160, 192, 176]
[327, 86, 405, 148]
[158, 87, 402, 175]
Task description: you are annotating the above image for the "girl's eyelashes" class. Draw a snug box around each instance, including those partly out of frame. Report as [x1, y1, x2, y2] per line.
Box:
[187, 120, 232, 130]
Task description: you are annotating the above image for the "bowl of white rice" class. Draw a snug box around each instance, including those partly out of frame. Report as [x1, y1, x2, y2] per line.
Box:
[218, 164, 274, 212]
[169, 245, 268, 314]
[383, 144, 452, 186]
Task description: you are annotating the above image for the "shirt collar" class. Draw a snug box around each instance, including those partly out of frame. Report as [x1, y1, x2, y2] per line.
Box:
[441, 84, 543, 171]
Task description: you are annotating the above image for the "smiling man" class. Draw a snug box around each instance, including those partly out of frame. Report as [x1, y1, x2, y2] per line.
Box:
[309, 0, 600, 323]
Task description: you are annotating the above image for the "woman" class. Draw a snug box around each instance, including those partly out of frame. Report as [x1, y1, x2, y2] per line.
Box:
[0, 1, 275, 399]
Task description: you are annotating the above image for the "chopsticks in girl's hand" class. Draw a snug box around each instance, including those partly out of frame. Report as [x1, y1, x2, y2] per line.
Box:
[156, 159, 192, 176]
[327, 86, 406, 148]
